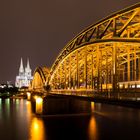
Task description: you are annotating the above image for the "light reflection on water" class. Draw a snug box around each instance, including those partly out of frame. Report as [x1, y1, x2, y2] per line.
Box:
[88, 116, 98, 140]
[30, 118, 46, 140]
[26, 100, 46, 140]
[91, 102, 95, 112]
[26, 101, 32, 117]
[0, 98, 1, 119]
[0, 98, 140, 140]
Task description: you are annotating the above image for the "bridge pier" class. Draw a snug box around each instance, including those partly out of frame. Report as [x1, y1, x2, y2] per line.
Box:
[28, 94, 91, 115]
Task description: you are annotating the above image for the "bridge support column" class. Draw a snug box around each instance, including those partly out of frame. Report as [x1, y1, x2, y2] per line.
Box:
[76, 51, 79, 89]
[91, 49, 94, 89]
[112, 44, 117, 92]
[64, 61, 66, 89]
[69, 56, 72, 89]
[56, 73, 58, 89]
[100, 50, 103, 93]
[134, 47, 137, 81]
[127, 46, 130, 81]
[106, 51, 108, 90]
[60, 65, 62, 89]
[84, 48, 87, 89]
[97, 46, 100, 92]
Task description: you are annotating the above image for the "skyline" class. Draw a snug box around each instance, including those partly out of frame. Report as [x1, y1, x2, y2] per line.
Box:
[0, 0, 140, 83]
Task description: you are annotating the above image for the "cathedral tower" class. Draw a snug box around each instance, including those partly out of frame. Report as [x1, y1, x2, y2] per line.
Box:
[19, 58, 24, 76]
[25, 58, 32, 77]
[15, 58, 33, 88]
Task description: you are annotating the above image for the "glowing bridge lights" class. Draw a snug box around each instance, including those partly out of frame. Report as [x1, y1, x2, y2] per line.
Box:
[47, 4, 140, 93]
[35, 96, 43, 114]
[27, 92, 31, 100]
[36, 97, 43, 104]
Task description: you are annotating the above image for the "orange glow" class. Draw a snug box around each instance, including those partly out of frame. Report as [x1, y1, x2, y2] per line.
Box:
[88, 116, 98, 140]
[34, 96, 37, 100]
[26, 101, 32, 118]
[36, 97, 43, 104]
[30, 118, 46, 140]
[119, 84, 123, 89]
[27, 92, 31, 100]
[35, 97, 43, 114]
[91, 102, 95, 113]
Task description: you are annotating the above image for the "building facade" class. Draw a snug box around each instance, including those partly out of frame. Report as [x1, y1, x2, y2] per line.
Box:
[15, 58, 33, 88]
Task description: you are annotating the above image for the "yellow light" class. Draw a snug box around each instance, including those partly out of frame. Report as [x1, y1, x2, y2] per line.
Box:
[34, 96, 37, 100]
[108, 84, 112, 89]
[125, 84, 128, 88]
[88, 116, 98, 140]
[30, 118, 46, 140]
[91, 102, 95, 112]
[27, 92, 31, 100]
[119, 84, 123, 89]
[34, 122, 39, 130]
[131, 85, 135, 88]
[36, 97, 43, 104]
[35, 97, 43, 114]
[80, 79, 83, 82]
[137, 85, 140, 88]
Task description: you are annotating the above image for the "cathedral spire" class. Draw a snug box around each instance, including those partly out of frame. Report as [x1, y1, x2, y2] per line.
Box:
[19, 57, 24, 73]
[15, 58, 33, 88]
[26, 58, 31, 70]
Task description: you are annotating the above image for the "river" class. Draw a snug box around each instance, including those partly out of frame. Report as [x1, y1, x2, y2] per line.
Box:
[0, 98, 140, 140]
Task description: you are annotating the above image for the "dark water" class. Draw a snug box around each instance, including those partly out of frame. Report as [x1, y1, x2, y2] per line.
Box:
[0, 98, 140, 140]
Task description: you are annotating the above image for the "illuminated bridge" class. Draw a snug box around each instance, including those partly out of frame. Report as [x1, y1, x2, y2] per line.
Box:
[30, 66, 49, 92]
[48, 3, 140, 94]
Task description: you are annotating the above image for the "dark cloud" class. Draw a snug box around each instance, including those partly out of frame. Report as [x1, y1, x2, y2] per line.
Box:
[0, 0, 139, 83]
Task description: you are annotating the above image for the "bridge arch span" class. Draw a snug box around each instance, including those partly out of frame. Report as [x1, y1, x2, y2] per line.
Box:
[49, 3, 140, 92]
[30, 66, 49, 92]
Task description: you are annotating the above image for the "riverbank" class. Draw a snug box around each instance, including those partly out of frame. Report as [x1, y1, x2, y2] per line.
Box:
[10, 93, 27, 99]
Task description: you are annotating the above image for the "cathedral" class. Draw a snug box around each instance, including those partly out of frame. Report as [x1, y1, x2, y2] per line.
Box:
[15, 58, 33, 88]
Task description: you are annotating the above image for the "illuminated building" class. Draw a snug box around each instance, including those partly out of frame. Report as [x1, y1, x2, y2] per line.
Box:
[15, 58, 33, 88]
[30, 66, 49, 92]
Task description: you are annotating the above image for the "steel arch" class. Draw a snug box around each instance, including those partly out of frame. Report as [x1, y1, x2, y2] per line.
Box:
[31, 66, 49, 91]
[49, 3, 140, 92]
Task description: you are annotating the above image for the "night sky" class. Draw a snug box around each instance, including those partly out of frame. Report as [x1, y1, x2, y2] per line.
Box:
[0, 0, 140, 84]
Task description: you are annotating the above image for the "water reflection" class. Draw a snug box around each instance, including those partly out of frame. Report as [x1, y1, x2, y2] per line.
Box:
[91, 102, 95, 112]
[0, 98, 1, 108]
[89, 102, 98, 140]
[0, 99, 1, 119]
[26, 101, 32, 117]
[26, 100, 46, 140]
[88, 116, 98, 140]
[30, 118, 46, 140]
[5, 98, 10, 117]
[16, 98, 19, 104]
[0, 98, 140, 140]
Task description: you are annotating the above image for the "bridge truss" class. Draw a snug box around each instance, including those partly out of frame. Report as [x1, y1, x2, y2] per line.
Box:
[30, 66, 49, 92]
[49, 3, 140, 92]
